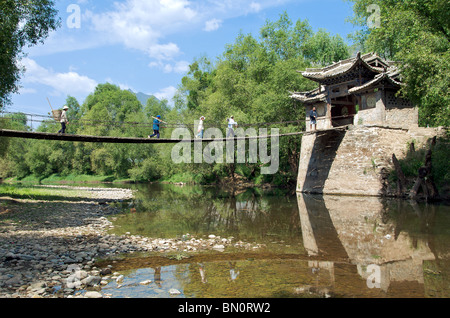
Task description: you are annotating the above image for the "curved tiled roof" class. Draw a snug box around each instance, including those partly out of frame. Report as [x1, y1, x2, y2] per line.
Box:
[291, 53, 403, 103]
[300, 52, 387, 82]
[290, 91, 327, 103]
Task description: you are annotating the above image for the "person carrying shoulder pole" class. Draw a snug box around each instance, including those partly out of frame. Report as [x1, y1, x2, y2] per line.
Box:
[148, 115, 163, 139]
[58, 105, 69, 134]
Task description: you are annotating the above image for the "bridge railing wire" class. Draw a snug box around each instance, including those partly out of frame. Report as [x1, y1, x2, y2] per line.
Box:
[0, 111, 306, 131]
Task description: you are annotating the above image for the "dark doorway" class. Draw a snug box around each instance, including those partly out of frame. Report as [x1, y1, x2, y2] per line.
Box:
[331, 95, 356, 127]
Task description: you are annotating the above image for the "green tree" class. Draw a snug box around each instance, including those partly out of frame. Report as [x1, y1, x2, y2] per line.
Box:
[145, 96, 170, 120]
[347, 0, 450, 126]
[181, 56, 215, 111]
[80, 83, 143, 136]
[260, 12, 312, 61]
[1, 12, 354, 187]
[78, 83, 157, 179]
[65, 96, 81, 134]
[0, 0, 60, 108]
[303, 29, 350, 66]
[0, 113, 30, 178]
[178, 12, 346, 184]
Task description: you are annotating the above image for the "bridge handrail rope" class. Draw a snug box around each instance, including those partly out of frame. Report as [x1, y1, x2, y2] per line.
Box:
[1, 110, 353, 130]
[1, 110, 306, 129]
[0, 116, 303, 129]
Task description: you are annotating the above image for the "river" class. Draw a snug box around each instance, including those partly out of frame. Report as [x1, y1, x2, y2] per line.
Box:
[97, 183, 450, 298]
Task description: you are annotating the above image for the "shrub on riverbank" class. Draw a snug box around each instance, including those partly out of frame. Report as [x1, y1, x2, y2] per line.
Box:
[390, 135, 450, 199]
[3, 174, 116, 185]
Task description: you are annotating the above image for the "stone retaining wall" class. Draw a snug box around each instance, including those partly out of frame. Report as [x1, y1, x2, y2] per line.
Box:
[297, 125, 445, 196]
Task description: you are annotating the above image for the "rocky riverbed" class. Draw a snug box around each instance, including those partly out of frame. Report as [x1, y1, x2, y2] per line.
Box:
[0, 186, 262, 298]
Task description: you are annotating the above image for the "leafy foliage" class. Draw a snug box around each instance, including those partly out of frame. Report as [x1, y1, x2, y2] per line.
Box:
[0, 0, 60, 108]
[347, 0, 450, 127]
[1, 12, 351, 187]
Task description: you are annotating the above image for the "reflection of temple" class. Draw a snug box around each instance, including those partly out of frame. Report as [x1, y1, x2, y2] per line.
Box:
[297, 194, 437, 297]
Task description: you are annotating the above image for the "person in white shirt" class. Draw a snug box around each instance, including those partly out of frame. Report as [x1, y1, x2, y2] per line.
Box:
[227, 116, 238, 137]
[197, 116, 205, 138]
[58, 105, 69, 134]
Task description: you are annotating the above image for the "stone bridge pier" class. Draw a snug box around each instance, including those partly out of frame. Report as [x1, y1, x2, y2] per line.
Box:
[296, 125, 445, 197]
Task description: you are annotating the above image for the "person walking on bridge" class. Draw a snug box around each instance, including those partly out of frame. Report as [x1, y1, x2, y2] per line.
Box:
[58, 105, 69, 134]
[227, 116, 238, 138]
[196, 116, 205, 139]
[148, 115, 162, 139]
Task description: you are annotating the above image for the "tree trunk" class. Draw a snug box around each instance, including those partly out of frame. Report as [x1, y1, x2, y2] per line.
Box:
[392, 154, 406, 197]
[410, 136, 439, 201]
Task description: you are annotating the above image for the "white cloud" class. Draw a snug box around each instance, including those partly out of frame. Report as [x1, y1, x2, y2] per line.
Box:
[149, 60, 190, 74]
[195, 0, 291, 17]
[20, 58, 98, 96]
[203, 18, 222, 32]
[173, 61, 191, 73]
[88, 0, 197, 61]
[148, 43, 181, 61]
[84, 0, 293, 59]
[152, 86, 178, 102]
[18, 87, 37, 94]
[29, 0, 298, 59]
[249, 2, 262, 13]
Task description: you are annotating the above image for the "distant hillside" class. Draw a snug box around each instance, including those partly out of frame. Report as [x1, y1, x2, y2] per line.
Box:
[128, 90, 159, 106]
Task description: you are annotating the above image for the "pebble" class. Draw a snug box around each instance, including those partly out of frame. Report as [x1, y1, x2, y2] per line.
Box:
[0, 186, 263, 298]
[116, 275, 124, 284]
[139, 280, 152, 285]
[169, 289, 181, 295]
[212, 244, 225, 251]
[84, 291, 103, 299]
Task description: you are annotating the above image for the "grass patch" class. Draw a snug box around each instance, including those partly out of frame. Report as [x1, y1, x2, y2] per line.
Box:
[41, 174, 116, 184]
[160, 172, 214, 184]
[5, 174, 117, 185]
[0, 184, 93, 202]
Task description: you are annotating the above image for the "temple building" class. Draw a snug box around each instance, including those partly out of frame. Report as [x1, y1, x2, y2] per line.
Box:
[291, 52, 418, 131]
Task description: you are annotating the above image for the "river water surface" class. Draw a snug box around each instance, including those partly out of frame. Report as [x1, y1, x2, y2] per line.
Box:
[99, 183, 450, 298]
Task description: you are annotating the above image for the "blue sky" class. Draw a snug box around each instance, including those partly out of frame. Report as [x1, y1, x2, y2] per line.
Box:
[8, 0, 358, 117]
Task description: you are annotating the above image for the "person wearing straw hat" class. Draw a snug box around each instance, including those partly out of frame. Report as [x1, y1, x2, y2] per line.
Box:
[58, 105, 69, 134]
[196, 116, 205, 139]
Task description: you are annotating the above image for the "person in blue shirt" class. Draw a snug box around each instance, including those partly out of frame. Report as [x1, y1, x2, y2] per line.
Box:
[309, 107, 318, 131]
[148, 115, 162, 139]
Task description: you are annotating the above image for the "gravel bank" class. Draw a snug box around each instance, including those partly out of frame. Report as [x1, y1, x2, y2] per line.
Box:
[0, 186, 260, 298]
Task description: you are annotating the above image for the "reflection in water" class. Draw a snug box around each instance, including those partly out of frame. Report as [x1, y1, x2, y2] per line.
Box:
[112, 183, 302, 250]
[228, 261, 240, 281]
[297, 194, 449, 297]
[198, 263, 207, 283]
[103, 184, 449, 298]
[154, 267, 162, 288]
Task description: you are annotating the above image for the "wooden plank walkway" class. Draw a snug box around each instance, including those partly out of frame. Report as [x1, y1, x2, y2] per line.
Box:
[0, 129, 309, 144]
